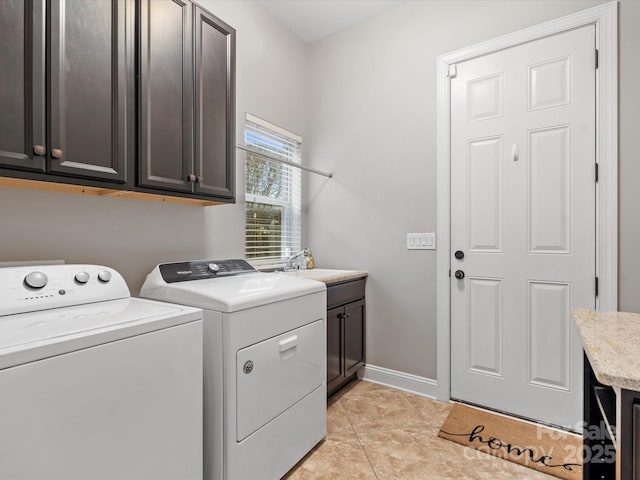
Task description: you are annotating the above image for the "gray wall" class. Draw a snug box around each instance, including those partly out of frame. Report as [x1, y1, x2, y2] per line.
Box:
[0, 190, 205, 295]
[617, 0, 640, 312]
[0, 1, 308, 295]
[305, 0, 623, 380]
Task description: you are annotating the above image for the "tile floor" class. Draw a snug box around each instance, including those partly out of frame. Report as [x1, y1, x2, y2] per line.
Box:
[284, 380, 557, 480]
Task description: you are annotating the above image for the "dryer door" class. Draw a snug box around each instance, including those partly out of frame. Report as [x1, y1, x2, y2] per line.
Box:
[236, 319, 324, 441]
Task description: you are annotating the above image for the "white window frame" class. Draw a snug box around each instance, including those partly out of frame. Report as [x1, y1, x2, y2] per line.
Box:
[244, 113, 302, 266]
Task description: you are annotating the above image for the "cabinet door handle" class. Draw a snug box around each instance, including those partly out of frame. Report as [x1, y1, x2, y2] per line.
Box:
[345, 313, 351, 319]
[188, 174, 199, 183]
[52, 148, 63, 159]
[33, 145, 46, 156]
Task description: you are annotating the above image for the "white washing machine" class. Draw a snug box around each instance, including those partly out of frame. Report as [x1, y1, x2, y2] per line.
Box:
[0, 264, 203, 480]
[140, 259, 327, 480]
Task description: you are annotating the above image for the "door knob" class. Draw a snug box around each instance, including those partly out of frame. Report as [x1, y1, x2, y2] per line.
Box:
[454, 270, 465, 279]
[454, 250, 464, 260]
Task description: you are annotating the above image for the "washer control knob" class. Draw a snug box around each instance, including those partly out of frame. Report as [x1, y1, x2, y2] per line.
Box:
[98, 270, 112, 283]
[208, 263, 220, 273]
[25, 271, 48, 289]
[75, 271, 90, 284]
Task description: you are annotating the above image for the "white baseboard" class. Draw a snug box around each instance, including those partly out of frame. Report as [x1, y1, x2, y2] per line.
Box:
[358, 364, 439, 399]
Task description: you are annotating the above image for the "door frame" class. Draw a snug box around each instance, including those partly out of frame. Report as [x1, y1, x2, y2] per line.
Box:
[436, 2, 618, 402]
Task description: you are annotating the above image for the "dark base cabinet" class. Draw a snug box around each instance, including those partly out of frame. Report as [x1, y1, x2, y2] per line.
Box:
[583, 354, 616, 480]
[584, 353, 640, 480]
[327, 278, 366, 397]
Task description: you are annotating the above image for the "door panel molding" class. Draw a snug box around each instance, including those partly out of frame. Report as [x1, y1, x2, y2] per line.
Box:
[467, 136, 503, 252]
[527, 280, 571, 390]
[436, 1, 617, 402]
[528, 124, 571, 254]
[467, 277, 503, 377]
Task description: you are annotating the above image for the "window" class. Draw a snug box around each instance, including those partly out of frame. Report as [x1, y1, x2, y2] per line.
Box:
[244, 114, 301, 263]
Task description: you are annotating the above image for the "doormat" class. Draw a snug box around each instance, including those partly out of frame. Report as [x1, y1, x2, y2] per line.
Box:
[437, 403, 582, 480]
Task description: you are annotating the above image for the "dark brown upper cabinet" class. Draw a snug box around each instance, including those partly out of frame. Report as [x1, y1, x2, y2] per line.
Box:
[0, 0, 233, 205]
[138, 0, 193, 193]
[139, 0, 235, 201]
[193, 6, 235, 199]
[48, 0, 133, 183]
[0, 0, 46, 173]
[0, 0, 133, 184]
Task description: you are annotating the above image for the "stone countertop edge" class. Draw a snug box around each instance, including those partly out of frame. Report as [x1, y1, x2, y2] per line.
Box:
[573, 308, 640, 392]
[285, 269, 368, 285]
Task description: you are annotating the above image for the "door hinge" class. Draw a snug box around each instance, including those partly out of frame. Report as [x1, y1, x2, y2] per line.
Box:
[449, 269, 451, 278]
[595, 277, 599, 297]
[448, 64, 457, 78]
[595, 49, 599, 69]
[595, 163, 599, 183]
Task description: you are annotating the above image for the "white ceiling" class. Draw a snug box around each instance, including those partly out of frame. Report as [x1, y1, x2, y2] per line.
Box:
[258, 0, 407, 44]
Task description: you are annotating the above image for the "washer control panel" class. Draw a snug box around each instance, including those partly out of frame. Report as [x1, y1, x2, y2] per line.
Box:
[0, 265, 130, 316]
[159, 259, 256, 283]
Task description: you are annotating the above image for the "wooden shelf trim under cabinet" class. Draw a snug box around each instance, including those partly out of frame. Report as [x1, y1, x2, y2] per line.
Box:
[0, 177, 223, 207]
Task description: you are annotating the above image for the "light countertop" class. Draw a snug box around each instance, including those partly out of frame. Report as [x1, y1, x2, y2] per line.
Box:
[281, 269, 367, 285]
[573, 308, 640, 391]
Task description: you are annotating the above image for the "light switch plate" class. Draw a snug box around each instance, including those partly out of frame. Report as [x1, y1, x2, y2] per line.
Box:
[407, 233, 436, 250]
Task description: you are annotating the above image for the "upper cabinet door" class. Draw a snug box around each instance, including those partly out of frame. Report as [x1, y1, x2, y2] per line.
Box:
[139, 0, 193, 193]
[0, 0, 46, 172]
[193, 7, 235, 199]
[49, 0, 132, 183]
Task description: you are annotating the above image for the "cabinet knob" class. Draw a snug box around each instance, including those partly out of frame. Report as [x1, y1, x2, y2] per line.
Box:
[188, 174, 197, 182]
[33, 145, 46, 156]
[52, 148, 63, 159]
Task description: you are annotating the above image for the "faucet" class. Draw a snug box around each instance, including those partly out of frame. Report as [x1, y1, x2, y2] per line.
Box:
[284, 249, 309, 271]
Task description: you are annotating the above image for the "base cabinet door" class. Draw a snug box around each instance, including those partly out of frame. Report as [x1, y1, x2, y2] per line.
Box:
[0, 0, 45, 172]
[327, 307, 343, 392]
[344, 299, 365, 377]
[326, 279, 366, 397]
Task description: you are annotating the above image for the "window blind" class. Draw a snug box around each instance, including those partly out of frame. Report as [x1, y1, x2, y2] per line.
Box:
[244, 114, 302, 262]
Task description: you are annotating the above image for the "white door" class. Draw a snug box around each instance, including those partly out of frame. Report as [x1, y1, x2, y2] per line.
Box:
[450, 25, 596, 429]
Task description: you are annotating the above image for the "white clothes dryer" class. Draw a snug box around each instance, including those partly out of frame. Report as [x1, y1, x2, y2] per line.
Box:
[0, 264, 203, 480]
[140, 259, 327, 480]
